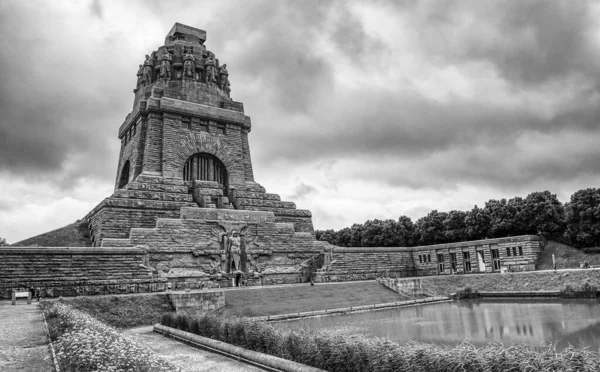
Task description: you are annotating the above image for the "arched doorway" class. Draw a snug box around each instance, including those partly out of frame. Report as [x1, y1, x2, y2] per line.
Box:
[183, 153, 228, 196]
[118, 161, 130, 189]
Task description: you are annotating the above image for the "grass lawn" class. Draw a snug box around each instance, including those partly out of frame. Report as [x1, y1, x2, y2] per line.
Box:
[537, 241, 600, 270]
[63, 293, 175, 328]
[222, 280, 409, 317]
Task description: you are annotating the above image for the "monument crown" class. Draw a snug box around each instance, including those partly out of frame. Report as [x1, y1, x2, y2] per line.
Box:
[164, 23, 207, 45]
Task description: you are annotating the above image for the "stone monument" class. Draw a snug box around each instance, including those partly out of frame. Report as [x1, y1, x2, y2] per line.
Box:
[82, 23, 327, 287]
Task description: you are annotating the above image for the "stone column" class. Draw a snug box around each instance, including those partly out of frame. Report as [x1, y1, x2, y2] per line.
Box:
[141, 112, 163, 175]
[241, 129, 254, 181]
[192, 156, 198, 181]
[208, 158, 214, 181]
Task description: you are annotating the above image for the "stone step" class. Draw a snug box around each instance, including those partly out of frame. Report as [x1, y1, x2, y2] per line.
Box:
[114, 190, 193, 202]
[241, 207, 312, 217]
[125, 182, 188, 193]
[195, 188, 224, 197]
[235, 198, 296, 209]
[135, 175, 188, 185]
[193, 180, 221, 189]
[239, 182, 266, 193]
[101, 238, 133, 247]
[231, 190, 281, 201]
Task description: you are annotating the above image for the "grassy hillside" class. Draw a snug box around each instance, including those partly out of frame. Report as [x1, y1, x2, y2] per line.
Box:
[222, 281, 409, 317]
[537, 241, 600, 270]
[12, 220, 92, 247]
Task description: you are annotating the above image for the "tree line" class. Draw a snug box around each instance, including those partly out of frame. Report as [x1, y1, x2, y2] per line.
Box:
[315, 188, 600, 249]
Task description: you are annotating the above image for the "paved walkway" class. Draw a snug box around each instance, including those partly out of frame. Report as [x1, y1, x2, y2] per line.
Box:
[123, 326, 263, 372]
[0, 301, 53, 372]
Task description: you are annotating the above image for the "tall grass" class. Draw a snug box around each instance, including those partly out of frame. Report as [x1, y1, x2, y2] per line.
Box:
[160, 313, 600, 372]
[559, 282, 598, 298]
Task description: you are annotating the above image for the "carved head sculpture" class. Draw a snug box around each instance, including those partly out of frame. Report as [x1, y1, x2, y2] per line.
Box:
[232, 230, 238, 237]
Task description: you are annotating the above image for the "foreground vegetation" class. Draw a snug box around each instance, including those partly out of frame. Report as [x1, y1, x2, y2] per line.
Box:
[317, 188, 600, 249]
[42, 301, 178, 372]
[63, 293, 175, 328]
[161, 312, 600, 372]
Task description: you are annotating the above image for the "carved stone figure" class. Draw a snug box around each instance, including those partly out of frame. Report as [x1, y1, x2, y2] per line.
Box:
[160, 50, 172, 80]
[183, 52, 195, 79]
[218, 64, 229, 90]
[142, 54, 153, 85]
[136, 64, 144, 87]
[228, 230, 241, 272]
[204, 53, 216, 84]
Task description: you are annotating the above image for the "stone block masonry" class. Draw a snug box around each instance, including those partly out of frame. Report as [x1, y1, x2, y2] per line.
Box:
[169, 290, 225, 316]
[0, 247, 166, 299]
[316, 235, 544, 282]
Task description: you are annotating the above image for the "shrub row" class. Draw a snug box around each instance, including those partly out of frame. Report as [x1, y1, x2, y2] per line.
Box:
[41, 301, 179, 372]
[160, 312, 600, 372]
[582, 247, 600, 254]
[559, 283, 598, 298]
[454, 287, 480, 299]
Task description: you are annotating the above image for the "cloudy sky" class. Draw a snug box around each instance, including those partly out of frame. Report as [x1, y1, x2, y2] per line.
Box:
[1, 0, 600, 243]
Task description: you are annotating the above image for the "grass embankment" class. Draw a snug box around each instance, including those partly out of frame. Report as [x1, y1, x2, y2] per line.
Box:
[63, 294, 175, 328]
[11, 219, 91, 247]
[537, 241, 600, 270]
[411, 269, 600, 296]
[223, 281, 409, 317]
[161, 312, 600, 372]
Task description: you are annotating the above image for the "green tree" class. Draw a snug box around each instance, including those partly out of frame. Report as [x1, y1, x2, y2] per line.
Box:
[464, 205, 491, 240]
[485, 197, 525, 238]
[360, 219, 406, 247]
[442, 210, 467, 243]
[397, 215, 415, 246]
[521, 191, 565, 238]
[564, 188, 600, 247]
[0, 237, 8, 246]
[414, 210, 448, 245]
[336, 227, 352, 247]
[349, 223, 364, 247]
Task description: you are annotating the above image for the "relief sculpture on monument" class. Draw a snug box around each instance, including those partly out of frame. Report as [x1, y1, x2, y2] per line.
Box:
[160, 49, 172, 79]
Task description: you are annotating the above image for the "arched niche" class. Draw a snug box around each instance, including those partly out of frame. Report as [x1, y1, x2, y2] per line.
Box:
[183, 153, 228, 195]
[118, 161, 131, 189]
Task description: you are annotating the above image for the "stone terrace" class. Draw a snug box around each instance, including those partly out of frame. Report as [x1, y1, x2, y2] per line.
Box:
[0, 247, 166, 298]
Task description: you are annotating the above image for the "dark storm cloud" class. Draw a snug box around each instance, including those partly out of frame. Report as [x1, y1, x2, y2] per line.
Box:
[0, 2, 130, 185]
[206, 1, 336, 114]
[247, 0, 600, 191]
[404, 0, 599, 87]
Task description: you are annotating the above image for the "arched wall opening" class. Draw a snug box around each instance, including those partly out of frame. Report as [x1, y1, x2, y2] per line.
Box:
[118, 161, 131, 189]
[183, 153, 228, 195]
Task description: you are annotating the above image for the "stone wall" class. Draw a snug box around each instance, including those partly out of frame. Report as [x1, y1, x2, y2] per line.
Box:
[0, 247, 166, 299]
[169, 290, 225, 316]
[101, 207, 326, 285]
[316, 236, 544, 282]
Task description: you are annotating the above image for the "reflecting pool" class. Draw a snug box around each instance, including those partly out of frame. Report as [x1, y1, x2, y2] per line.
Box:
[279, 299, 600, 351]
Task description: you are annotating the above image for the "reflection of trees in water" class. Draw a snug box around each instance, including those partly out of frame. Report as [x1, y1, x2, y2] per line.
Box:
[283, 299, 600, 352]
[554, 321, 600, 352]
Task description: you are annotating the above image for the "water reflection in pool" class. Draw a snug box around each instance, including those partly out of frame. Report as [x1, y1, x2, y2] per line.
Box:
[279, 299, 600, 351]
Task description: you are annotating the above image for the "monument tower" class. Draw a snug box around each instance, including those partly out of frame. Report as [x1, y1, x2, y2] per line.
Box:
[84, 23, 326, 285]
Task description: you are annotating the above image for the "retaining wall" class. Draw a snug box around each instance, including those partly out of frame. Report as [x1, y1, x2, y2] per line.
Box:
[0, 247, 166, 298]
[169, 290, 225, 316]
